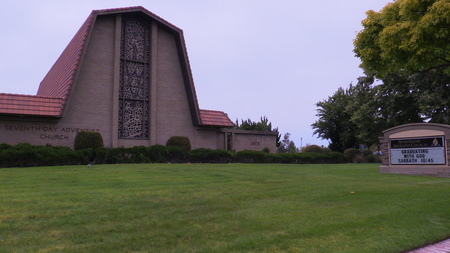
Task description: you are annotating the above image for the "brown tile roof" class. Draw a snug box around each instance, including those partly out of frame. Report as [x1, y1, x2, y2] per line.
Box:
[0, 93, 63, 117]
[37, 10, 95, 100]
[199, 109, 235, 127]
[1, 9, 96, 118]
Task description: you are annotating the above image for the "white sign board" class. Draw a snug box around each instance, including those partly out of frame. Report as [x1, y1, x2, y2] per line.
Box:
[390, 136, 446, 165]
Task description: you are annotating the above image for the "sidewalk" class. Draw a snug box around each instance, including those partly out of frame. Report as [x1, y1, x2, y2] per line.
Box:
[407, 238, 450, 253]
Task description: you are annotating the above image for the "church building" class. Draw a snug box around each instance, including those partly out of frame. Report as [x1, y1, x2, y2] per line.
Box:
[0, 6, 277, 152]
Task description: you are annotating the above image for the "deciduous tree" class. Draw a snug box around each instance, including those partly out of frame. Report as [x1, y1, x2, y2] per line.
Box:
[277, 133, 298, 153]
[235, 116, 281, 147]
[348, 74, 423, 147]
[311, 87, 358, 152]
[354, 0, 450, 78]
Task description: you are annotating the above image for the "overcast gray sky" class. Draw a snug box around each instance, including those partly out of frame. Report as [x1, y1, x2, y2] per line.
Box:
[0, 0, 390, 148]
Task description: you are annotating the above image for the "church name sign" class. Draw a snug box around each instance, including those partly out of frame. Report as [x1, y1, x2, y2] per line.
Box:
[2, 124, 101, 141]
[390, 136, 446, 165]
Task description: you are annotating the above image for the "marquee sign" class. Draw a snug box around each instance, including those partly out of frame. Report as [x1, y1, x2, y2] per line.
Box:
[390, 136, 446, 165]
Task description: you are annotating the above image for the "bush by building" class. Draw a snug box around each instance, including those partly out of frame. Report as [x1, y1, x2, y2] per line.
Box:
[0, 143, 348, 168]
[344, 148, 381, 163]
[0, 143, 82, 167]
[191, 148, 234, 163]
[166, 136, 191, 151]
[74, 132, 104, 151]
[344, 148, 361, 162]
[167, 146, 191, 163]
[302, 145, 327, 153]
[235, 150, 268, 163]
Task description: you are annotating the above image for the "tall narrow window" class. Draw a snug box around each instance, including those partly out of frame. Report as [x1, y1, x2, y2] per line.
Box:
[118, 18, 150, 139]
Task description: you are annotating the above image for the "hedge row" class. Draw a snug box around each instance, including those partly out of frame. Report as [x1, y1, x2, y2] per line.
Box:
[0, 143, 346, 168]
[0, 143, 92, 168]
[343, 148, 381, 163]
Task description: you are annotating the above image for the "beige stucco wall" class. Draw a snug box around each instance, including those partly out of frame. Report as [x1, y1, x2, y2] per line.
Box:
[226, 130, 278, 153]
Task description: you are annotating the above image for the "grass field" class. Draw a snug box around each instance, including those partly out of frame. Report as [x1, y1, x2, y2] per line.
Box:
[1, 163, 449, 253]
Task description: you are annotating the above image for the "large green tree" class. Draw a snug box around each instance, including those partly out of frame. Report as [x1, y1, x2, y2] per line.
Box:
[353, 0, 450, 78]
[312, 74, 425, 150]
[314, 0, 449, 151]
[408, 68, 450, 123]
[353, 0, 449, 128]
[277, 133, 298, 153]
[311, 87, 359, 152]
[349, 74, 423, 147]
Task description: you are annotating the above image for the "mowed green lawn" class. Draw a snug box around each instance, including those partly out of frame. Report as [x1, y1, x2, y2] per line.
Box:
[1, 163, 449, 253]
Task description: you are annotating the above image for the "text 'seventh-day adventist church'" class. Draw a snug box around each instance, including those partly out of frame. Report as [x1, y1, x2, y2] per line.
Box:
[0, 6, 278, 152]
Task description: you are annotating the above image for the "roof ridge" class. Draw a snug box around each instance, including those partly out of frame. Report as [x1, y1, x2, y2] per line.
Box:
[0, 93, 64, 100]
[200, 109, 227, 113]
[93, 6, 145, 13]
[92, 6, 182, 31]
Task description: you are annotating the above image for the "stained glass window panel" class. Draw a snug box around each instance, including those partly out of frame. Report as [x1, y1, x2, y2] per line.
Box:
[118, 17, 150, 139]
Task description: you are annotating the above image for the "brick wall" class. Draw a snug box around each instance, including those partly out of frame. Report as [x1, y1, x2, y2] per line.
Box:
[0, 12, 275, 152]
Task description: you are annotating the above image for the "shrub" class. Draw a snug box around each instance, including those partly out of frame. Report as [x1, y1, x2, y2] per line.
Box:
[264, 152, 344, 164]
[74, 148, 95, 164]
[191, 148, 234, 163]
[0, 143, 36, 167]
[262, 147, 271, 153]
[0, 142, 347, 168]
[327, 152, 346, 163]
[360, 150, 381, 163]
[344, 148, 361, 163]
[235, 150, 267, 163]
[148, 145, 168, 163]
[131, 146, 151, 163]
[166, 136, 191, 151]
[74, 132, 104, 151]
[106, 147, 134, 164]
[167, 146, 191, 163]
[191, 148, 211, 163]
[35, 146, 75, 166]
[0, 143, 79, 167]
[302, 145, 328, 153]
[367, 154, 382, 163]
[360, 150, 373, 157]
[267, 153, 296, 163]
[343, 149, 381, 163]
[297, 152, 345, 164]
[321, 147, 331, 153]
[302, 145, 322, 153]
[94, 147, 109, 164]
[0, 143, 12, 151]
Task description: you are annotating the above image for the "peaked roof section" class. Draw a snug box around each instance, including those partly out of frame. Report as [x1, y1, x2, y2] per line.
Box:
[37, 6, 204, 125]
[0, 93, 64, 117]
[199, 109, 235, 127]
[1, 6, 232, 128]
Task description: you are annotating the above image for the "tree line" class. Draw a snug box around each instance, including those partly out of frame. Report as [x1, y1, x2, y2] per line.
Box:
[312, 0, 449, 152]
